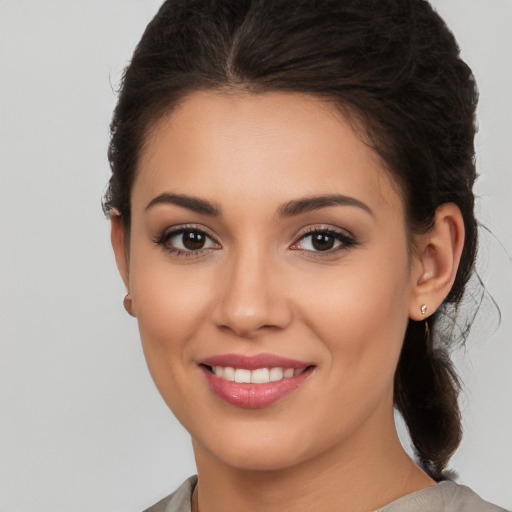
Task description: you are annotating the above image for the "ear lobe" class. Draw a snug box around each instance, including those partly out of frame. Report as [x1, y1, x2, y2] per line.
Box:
[409, 203, 465, 320]
[110, 212, 130, 291]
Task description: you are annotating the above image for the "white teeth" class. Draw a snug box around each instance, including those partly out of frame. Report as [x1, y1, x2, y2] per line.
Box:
[250, 368, 270, 383]
[269, 367, 284, 381]
[223, 367, 235, 381]
[234, 368, 251, 383]
[211, 366, 306, 383]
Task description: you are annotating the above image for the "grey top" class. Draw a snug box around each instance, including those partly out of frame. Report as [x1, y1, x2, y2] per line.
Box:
[144, 475, 509, 512]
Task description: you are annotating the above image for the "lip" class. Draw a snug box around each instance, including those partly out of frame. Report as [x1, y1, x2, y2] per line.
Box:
[198, 353, 315, 409]
[200, 353, 312, 370]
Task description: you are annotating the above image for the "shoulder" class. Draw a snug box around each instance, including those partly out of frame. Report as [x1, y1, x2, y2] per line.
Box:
[143, 476, 197, 512]
[435, 481, 509, 512]
[141, 477, 509, 512]
[378, 480, 509, 512]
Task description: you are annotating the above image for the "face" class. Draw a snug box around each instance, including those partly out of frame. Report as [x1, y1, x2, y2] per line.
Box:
[119, 91, 419, 472]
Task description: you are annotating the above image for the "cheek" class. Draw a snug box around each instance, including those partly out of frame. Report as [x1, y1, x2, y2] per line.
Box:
[129, 249, 214, 373]
[299, 246, 411, 391]
[129, 261, 219, 422]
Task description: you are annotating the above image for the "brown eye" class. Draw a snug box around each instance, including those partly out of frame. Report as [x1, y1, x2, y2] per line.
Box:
[155, 227, 219, 255]
[311, 233, 336, 251]
[291, 228, 357, 254]
[181, 230, 206, 250]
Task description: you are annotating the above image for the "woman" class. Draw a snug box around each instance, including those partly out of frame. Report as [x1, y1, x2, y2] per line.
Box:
[103, 1, 507, 510]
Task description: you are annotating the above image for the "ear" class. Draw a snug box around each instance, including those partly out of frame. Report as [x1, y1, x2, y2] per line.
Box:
[110, 212, 130, 291]
[409, 203, 465, 320]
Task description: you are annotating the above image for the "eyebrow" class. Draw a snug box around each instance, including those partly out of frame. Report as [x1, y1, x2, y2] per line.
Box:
[145, 193, 220, 216]
[144, 192, 373, 218]
[278, 194, 374, 218]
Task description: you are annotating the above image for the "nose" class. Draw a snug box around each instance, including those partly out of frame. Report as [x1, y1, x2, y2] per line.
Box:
[211, 247, 293, 338]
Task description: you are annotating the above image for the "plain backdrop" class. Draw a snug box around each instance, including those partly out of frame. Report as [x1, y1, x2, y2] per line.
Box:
[0, 1, 511, 511]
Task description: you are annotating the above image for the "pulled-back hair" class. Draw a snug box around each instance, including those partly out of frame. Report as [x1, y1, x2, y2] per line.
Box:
[104, 0, 478, 478]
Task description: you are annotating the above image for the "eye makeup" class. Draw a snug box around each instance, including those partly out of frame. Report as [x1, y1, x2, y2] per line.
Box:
[152, 224, 220, 257]
[152, 222, 360, 259]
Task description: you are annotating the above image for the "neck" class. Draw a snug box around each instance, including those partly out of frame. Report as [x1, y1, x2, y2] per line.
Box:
[192, 403, 436, 512]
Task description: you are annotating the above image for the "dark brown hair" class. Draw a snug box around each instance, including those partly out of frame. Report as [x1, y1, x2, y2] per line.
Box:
[104, 0, 478, 479]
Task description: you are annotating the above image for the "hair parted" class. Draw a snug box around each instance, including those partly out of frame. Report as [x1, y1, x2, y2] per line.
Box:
[104, 0, 479, 478]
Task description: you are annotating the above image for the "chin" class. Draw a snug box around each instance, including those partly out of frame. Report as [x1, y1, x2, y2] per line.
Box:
[211, 440, 309, 472]
[190, 416, 337, 473]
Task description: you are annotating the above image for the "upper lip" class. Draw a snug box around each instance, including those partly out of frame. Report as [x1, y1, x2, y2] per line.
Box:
[199, 353, 314, 370]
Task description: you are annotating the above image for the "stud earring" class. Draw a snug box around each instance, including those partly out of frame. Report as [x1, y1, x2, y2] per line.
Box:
[123, 294, 136, 317]
[420, 304, 427, 318]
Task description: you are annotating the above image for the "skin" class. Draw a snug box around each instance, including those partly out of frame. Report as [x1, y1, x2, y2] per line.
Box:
[111, 91, 464, 512]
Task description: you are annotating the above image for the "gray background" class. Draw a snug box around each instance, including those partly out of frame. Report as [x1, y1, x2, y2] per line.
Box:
[1, 1, 511, 510]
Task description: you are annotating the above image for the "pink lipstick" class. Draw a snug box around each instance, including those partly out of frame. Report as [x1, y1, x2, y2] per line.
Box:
[199, 353, 315, 409]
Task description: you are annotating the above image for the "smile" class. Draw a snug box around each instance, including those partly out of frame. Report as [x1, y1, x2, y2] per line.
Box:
[208, 366, 306, 383]
[199, 354, 315, 408]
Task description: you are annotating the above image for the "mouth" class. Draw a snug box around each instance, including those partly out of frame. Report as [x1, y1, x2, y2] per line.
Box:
[201, 365, 309, 383]
[198, 354, 316, 408]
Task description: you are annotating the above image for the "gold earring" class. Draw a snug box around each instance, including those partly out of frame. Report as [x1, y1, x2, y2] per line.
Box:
[123, 294, 136, 317]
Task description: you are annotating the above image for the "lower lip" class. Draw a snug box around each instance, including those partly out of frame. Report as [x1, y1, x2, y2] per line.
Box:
[201, 366, 314, 409]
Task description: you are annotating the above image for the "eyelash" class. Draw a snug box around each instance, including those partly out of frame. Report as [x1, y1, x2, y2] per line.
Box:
[152, 224, 219, 257]
[291, 227, 358, 257]
[153, 225, 358, 258]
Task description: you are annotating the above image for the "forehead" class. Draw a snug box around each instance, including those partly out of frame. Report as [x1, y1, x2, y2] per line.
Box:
[133, 90, 403, 218]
